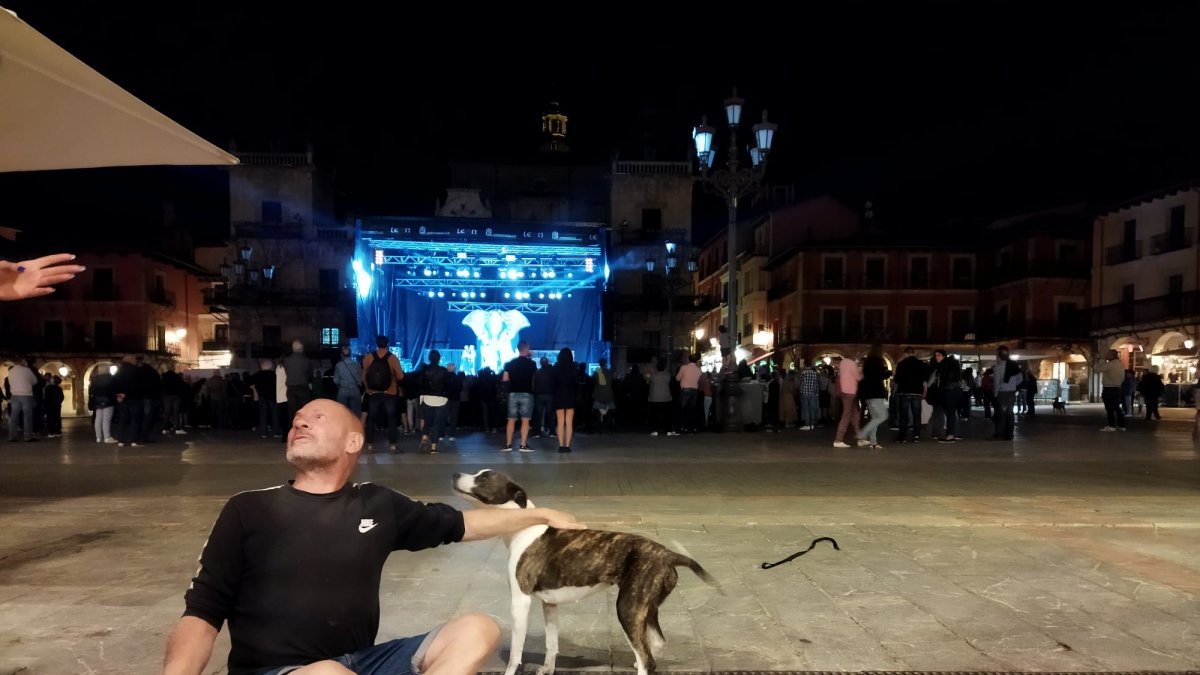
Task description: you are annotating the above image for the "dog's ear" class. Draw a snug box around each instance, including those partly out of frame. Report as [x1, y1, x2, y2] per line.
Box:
[512, 488, 528, 508]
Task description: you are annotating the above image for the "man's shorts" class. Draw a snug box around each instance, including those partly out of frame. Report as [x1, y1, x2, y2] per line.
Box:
[507, 392, 534, 420]
[264, 629, 436, 675]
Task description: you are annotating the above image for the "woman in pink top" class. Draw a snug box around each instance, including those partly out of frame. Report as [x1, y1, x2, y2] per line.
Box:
[833, 357, 862, 447]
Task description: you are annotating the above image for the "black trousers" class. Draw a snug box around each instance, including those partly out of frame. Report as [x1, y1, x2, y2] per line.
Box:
[1145, 395, 1161, 420]
[1101, 387, 1125, 428]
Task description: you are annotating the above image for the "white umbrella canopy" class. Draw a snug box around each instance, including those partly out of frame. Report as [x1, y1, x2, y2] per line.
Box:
[0, 6, 238, 172]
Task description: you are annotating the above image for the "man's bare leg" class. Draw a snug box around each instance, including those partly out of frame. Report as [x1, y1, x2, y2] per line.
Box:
[423, 612, 502, 675]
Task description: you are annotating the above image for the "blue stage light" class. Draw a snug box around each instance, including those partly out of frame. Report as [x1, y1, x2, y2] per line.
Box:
[427, 291, 434, 298]
[437, 291, 445, 298]
[505, 254, 516, 262]
[504, 292, 511, 299]
[539, 293, 545, 299]
[473, 271, 480, 278]
[457, 252, 468, 259]
[352, 259, 372, 299]
[604, 263, 610, 282]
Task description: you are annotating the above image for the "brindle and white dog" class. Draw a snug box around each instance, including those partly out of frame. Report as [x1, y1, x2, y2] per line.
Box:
[452, 469, 719, 675]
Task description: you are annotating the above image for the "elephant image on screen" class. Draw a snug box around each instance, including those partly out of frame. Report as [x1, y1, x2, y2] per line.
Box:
[462, 309, 531, 373]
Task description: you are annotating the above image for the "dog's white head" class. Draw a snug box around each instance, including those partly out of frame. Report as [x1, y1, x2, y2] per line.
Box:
[452, 469, 529, 509]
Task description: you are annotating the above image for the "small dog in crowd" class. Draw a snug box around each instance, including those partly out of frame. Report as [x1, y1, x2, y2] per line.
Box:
[1052, 398, 1067, 414]
[452, 469, 720, 675]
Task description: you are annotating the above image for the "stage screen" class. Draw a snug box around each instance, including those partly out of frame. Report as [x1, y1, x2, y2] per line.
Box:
[354, 217, 608, 374]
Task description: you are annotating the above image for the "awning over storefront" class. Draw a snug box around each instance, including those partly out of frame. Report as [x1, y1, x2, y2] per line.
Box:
[1152, 347, 1198, 358]
[0, 7, 238, 172]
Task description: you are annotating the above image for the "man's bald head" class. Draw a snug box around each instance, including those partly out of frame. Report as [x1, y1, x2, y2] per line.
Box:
[287, 399, 364, 476]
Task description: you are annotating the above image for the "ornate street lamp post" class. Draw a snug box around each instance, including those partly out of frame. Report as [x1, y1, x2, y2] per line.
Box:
[693, 88, 776, 431]
[692, 88, 777, 368]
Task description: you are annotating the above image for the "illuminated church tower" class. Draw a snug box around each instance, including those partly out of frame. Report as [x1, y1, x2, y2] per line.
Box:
[539, 101, 570, 153]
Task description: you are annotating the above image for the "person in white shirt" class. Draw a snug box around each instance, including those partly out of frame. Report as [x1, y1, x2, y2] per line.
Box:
[6, 358, 39, 442]
[1098, 349, 1127, 431]
[675, 354, 702, 432]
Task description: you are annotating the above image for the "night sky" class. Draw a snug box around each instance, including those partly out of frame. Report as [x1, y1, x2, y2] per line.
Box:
[5, 2, 1200, 241]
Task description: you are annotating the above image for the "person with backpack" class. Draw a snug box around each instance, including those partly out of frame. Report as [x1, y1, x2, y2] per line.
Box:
[416, 350, 450, 454]
[361, 335, 405, 453]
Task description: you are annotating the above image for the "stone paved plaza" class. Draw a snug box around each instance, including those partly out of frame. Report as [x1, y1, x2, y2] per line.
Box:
[1, 405, 1199, 674]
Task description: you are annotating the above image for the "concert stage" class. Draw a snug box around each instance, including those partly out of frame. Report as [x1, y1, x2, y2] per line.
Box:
[353, 217, 608, 374]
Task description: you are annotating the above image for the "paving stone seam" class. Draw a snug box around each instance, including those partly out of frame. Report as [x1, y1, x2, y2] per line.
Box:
[850, 524, 1195, 667]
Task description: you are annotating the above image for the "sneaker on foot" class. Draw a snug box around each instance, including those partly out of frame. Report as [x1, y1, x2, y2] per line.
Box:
[1116, 426, 1127, 431]
[871, 443, 885, 450]
[1099, 426, 1116, 432]
[448, 436, 456, 441]
[667, 431, 679, 436]
[104, 437, 118, 444]
[518, 445, 533, 453]
[175, 429, 188, 435]
[856, 439, 870, 448]
[389, 445, 400, 454]
[501, 444, 513, 452]
[833, 441, 851, 448]
[649, 431, 659, 436]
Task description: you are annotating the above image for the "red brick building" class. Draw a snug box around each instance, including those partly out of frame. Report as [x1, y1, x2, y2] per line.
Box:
[0, 250, 210, 414]
[692, 200, 1093, 396]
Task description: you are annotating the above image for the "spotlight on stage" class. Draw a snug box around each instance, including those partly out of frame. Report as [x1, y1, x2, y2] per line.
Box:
[352, 259, 372, 299]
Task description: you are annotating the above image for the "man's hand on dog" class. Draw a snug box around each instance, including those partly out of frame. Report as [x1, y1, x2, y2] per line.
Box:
[540, 508, 586, 530]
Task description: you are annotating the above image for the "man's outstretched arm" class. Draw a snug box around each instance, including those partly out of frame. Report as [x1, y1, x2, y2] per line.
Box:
[162, 615, 218, 675]
[461, 507, 584, 542]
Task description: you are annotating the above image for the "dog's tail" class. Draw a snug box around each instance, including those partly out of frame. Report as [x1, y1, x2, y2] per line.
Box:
[668, 541, 722, 593]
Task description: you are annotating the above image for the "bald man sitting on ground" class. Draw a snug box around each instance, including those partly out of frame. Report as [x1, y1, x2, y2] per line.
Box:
[162, 399, 584, 675]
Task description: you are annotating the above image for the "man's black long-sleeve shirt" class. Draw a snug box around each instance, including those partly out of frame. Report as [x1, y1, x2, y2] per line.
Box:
[183, 482, 465, 675]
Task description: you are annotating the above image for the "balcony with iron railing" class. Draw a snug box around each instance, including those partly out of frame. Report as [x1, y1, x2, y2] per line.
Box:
[1090, 290, 1200, 332]
[612, 160, 692, 176]
[1149, 228, 1195, 255]
[815, 274, 973, 291]
[0, 334, 170, 354]
[236, 151, 310, 167]
[202, 339, 230, 352]
[766, 319, 1089, 348]
[1104, 240, 1143, 266]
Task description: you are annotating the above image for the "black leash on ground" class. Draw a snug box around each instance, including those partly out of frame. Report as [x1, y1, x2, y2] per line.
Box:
[760, 536, 841, 569]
